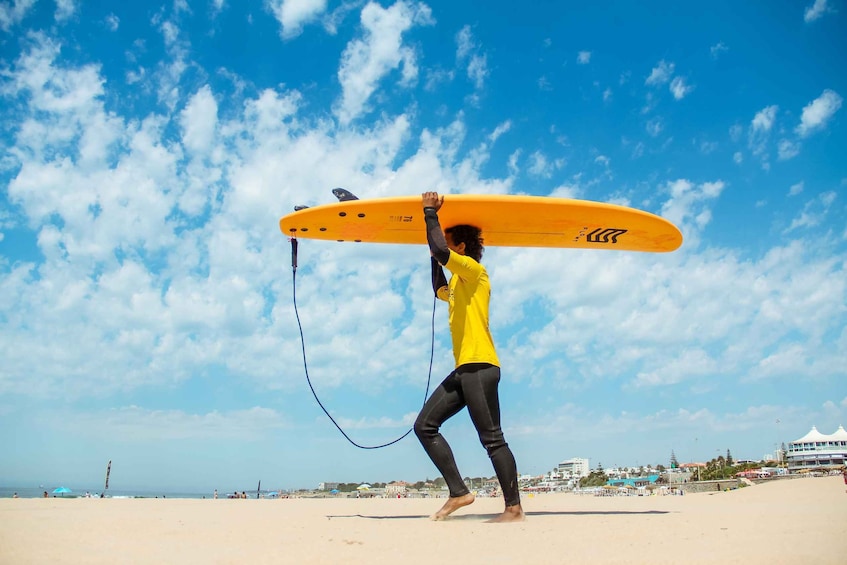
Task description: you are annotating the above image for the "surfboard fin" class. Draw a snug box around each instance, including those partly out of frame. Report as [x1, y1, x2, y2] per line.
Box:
[332, 188, 359, 201]
[294, 205, 309, 211]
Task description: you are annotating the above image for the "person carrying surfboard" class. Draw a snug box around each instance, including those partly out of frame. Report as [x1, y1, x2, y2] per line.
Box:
[414, 191, 525, 523]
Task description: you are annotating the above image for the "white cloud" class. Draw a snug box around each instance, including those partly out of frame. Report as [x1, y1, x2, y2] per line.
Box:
[528, 150, 551, 177]
[788, 181, 804, 196]
[661, 179, 725, 236]
[266, 0, 328, 39]
[729, 124, 743, 142]
[321, 1, 359, 35]
[0, 0, 36, 31]
[54, 0, 77, 22]
[646, 118, 663, 137]
[494, 218, 846, 396]
[748, 105, 778, 162]
[56, 406, 287, 441]
[710, 42, 728, 59]
[733, 151, 743, 164]
[506, 149, 521, 176]
[577, 51, 591, 65]
[488, 120, 511, 143]
[699, 140, 718, 154]
[105, 13, 119, 31]
[456, 24, 474, 60]
[467, 53, 487, 89]
[751, 105, 778, 132]
[149, 14, 192, 111]
[455, 25, 487, 90]
[804, 0, 833, 22]
[785, 191, 837, 232]
[160, 20, 179, 45]
[645, 60, 674, 86]
[796, 89, 843, 137]
[635, 349, 717, 386]
[180, 85, 218, 157]
[669, 76, 693, 100]
[335, 1, 434, 124]
[778, 139, 800, 160]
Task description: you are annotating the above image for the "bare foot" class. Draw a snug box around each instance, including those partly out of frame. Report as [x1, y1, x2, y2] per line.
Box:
[486, 504, 525, 523]
[430, 493, 475, 520]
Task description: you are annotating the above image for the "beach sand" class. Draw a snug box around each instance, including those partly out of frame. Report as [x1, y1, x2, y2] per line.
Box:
[2, 476, 845, 564]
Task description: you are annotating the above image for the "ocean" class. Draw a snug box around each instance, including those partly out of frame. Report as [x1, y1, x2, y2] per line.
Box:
[0, 486, 233, 499]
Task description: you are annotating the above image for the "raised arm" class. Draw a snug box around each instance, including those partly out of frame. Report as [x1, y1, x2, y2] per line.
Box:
[422, 191, 449, 265]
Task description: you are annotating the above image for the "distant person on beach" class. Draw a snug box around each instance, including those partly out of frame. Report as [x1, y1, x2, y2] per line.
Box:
[413, 192, 524, 523]
[214, 489, 218, 499]
[43, 491, 48, 498]
[13, 492, 18, 498]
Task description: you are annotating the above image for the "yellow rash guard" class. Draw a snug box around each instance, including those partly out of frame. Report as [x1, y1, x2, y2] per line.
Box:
[437, 250, 500, 368]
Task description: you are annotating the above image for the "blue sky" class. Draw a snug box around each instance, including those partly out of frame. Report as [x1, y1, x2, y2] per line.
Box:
[0, 0, 845, 493]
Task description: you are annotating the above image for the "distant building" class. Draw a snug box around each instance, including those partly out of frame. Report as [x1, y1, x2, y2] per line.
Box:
[557, 458, 590, 479]
[786, 426, 847, 471]
[318, 482, 339, 491]
[385, 481, 407, 496]
[607, 474, 660, 488]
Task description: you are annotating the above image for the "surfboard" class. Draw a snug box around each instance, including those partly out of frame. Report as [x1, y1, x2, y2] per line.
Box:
[280, 194, 682, 252]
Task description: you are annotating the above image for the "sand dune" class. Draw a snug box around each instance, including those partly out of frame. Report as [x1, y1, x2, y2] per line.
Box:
[2, 476, 845, 564]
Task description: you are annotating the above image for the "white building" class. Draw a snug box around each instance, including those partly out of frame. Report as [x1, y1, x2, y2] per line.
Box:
[786, 425, 847, 471]
[556, 458, 590, 479]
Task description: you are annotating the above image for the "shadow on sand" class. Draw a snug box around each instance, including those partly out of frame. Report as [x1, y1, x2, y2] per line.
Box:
[326, 510, 672, 520]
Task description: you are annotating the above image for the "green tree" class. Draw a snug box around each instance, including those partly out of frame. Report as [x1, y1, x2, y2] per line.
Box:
[670, 450, 679, 469]
[726, 449, 734, 466]
[579, 470, 608, 488]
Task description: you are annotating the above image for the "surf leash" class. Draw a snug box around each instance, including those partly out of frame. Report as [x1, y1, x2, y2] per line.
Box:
[290, 237, 436, 449]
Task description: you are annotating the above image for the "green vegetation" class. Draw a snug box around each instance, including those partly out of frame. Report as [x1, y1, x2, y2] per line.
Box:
[670, 451, 679, 469]
[698, 457, 769, 481]
[578, 470, 609, 488]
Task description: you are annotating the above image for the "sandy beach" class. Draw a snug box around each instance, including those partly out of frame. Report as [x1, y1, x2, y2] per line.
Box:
[2, 476, 845, 564]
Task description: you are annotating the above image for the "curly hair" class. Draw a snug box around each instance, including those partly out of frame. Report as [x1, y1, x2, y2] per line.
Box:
[445, 224, 485, 262]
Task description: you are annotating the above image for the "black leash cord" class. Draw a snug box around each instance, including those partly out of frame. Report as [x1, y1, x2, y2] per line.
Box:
[290, 237, 436, 449]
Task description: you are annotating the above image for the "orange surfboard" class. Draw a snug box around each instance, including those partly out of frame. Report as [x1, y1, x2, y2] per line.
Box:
[280, 194, 682, 253]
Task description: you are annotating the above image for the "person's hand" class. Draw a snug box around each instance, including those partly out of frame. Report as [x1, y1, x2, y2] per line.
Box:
[422, 191, 444, 211]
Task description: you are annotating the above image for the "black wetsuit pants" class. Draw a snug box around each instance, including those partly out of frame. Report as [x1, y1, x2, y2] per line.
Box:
[414, 363, 521, 507]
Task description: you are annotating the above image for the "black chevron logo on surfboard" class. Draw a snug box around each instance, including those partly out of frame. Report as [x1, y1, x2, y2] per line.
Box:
[585, 227, 628, 244]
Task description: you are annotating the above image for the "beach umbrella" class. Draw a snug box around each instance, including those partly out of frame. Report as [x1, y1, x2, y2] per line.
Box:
[330, 489, 339, 494]
[52, 487, 71, 496]
[356, 484, 371, 490]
